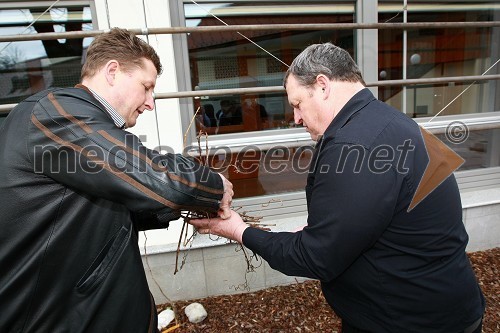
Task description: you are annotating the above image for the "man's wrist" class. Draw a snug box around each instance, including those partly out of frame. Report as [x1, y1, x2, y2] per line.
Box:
[234, 224, 249, 243]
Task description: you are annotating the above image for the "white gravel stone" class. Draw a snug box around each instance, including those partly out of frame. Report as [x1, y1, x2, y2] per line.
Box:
[184, 302, 208, 323]
[157, 308, 175, 330]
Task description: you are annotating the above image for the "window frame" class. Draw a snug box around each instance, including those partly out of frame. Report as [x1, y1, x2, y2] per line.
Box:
[1, 0, 498, 215]
[168, 0, 500, 213]
[0, 0, 97, 112]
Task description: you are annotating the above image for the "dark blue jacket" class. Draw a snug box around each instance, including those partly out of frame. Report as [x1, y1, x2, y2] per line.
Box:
[243, 88, 484, 332]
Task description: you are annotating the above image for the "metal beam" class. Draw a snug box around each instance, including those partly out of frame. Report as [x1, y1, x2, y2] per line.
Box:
[1, 22, 500, 42]
[2, 74, 500, 114]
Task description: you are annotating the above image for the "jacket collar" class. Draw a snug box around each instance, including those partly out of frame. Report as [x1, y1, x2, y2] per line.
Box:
[74, 83, 93, 95]
[74, 84, 125, 129]
[318, 87, 376, 144]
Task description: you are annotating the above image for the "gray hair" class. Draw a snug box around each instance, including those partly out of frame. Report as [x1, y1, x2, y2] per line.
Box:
[284, 43, 365, 88]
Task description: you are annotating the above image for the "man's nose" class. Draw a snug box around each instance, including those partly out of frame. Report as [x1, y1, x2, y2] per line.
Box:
[145, 92, 155, 110]
[294, 110, 303, 125]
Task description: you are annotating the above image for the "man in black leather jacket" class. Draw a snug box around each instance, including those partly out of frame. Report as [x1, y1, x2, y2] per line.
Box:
[0, 28, 233, 332]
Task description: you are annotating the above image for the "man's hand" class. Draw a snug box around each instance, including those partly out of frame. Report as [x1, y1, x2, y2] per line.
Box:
[188, 210, 248, 243]
[218, 174, 234, 219]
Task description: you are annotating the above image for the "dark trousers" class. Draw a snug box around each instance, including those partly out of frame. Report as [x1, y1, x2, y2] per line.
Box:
[341, 318, 483, 333]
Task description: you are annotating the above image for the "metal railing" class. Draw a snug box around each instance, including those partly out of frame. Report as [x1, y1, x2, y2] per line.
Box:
[1, 21, 500, 114]
[1, 21, 500, 42]
[2, 74, 500, 114]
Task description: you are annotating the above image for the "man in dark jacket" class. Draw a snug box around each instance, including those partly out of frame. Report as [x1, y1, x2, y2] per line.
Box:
[188, 43, 485, 332]
[0, 28, 233, 332]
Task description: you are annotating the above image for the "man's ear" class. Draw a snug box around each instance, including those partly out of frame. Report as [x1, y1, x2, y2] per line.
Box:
[104, 60, 120, 85]
[316, 74, 330, 99]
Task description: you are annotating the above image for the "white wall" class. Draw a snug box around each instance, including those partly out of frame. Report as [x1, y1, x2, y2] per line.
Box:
[93, 0, 188, 246]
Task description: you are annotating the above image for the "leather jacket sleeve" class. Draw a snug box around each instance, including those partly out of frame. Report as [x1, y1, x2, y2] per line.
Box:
[28, 88, 224, 228]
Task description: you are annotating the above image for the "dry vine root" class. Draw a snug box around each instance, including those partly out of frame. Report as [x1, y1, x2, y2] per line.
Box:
[172, 127, 276, 275]
[155, 208, 273, 332]
[147, 111, 278, 331]
[174, 208, 275, 275]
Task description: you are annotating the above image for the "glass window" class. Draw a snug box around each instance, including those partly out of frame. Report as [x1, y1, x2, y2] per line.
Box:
[182, 1, 355, 198]
[178, 1, 499, 199]
[435, 127, 500, 170]
[185, 2, 355, 134]
[195, 143, 315, 199]
[378, 2, 500, 117]
[0, 5, 94, 105]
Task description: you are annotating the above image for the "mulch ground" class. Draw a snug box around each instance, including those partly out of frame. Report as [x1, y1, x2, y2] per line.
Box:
[158, 247, 500, 332]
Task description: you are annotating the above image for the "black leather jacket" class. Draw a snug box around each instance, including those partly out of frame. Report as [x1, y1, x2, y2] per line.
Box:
[0, 87, 224, 332]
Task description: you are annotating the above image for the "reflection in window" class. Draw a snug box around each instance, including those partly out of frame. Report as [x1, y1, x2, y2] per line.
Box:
[194, 143, 315, 199]
[0, 6, 93, 104]
[183, 2, 355, 198]
[378, 3, 500, 117]
[185, 1, 355, 135]
[182, 1, 500, 199]
[195, 93, 295, 135]
[437, 128, 500, 171]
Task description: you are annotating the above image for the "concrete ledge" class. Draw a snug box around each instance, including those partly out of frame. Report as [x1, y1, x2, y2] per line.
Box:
[461, 187, 500, 209]
[462, 188, 500, 251]
[139, 214, 307, 256]
[141, 215, 308, 302]
[142, 241, 308, 303]
[142, 187, 500, 302]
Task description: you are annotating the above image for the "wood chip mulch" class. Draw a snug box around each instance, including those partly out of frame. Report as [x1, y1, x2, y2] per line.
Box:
[158, 247, 500, 332]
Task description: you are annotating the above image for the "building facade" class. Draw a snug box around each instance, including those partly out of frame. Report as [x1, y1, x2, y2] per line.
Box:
[1, 0, 499, 301]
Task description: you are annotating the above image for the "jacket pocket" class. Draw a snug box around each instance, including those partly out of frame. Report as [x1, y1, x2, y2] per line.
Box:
[76, 226, 129, 294]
